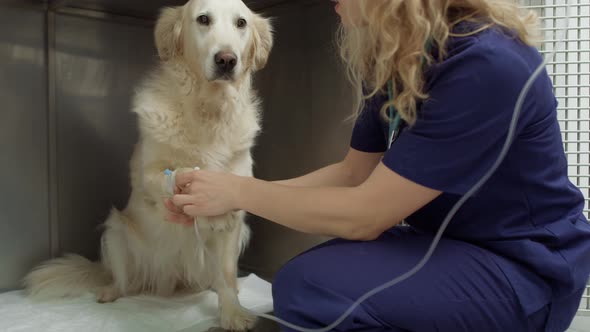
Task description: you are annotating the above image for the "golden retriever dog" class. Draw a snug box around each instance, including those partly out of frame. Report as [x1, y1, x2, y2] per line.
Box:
[24, 0, 273, 330]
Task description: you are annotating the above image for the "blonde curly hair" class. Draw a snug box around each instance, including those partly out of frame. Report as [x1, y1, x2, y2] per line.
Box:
[338, 0, 540, 125]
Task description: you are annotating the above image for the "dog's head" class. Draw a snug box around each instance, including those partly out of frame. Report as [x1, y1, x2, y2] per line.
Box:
[155, 0, 273, 82]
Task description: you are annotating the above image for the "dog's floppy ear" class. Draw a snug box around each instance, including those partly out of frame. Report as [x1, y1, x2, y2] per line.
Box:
[155, 6, 184, 61]
[248, 14, 274, 71]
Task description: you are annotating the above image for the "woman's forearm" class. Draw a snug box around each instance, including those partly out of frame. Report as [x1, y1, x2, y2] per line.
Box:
[170, 162, 438, 239]
[237, 177, 382, 240]
[274, 162, 358, 187]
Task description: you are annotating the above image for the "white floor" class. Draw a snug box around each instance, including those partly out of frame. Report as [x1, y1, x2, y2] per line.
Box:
[569, 315, 590, 332]
[0, 274, 273, 332]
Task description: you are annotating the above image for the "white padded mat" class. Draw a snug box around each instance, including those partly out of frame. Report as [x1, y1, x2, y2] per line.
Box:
[0, 274, 273, 332]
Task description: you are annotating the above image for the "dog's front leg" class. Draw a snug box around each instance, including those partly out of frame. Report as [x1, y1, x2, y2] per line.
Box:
[198, 151, 252, 233]
[199, 212, 240, 232]
[211, 216, 256, 331]
[129, 144, 198, 199]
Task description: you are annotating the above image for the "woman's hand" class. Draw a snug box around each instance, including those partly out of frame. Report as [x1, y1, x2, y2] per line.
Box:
[168, 170, 243, 218]
[163, 198, 192, 225]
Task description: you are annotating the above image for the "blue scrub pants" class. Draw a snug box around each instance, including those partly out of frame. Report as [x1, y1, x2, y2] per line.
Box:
[272, 227, 581, 331]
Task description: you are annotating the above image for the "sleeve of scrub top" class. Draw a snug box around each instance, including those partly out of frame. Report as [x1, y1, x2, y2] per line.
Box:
[383, 45, 534, 195]
[350, 93, 388, 153]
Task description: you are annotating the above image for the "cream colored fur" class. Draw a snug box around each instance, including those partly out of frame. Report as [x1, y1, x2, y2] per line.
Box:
[23, 0, 273, 330]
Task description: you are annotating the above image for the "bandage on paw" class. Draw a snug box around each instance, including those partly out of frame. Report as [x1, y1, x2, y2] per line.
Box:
[164, 169, 176, 196]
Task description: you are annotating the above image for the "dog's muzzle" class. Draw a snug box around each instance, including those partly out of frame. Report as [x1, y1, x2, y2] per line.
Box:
[214, 51, 237, 79]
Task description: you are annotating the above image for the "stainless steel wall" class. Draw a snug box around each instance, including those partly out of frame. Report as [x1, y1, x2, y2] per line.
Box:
[0, 5, 159, 289]
[54, 14, 153, 260]
[0, 7, 50, 291]
[0, 0, 352, 289]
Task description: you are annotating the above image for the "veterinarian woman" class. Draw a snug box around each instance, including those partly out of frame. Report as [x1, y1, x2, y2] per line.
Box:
[165, 0, 590, 330]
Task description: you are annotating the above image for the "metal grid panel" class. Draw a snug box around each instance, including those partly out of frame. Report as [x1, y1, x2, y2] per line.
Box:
[521, 0, 590, 315]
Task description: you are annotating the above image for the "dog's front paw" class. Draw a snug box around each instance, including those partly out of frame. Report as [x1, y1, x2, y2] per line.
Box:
[220, 305, 257, 331]
[96, 285, 121, 303]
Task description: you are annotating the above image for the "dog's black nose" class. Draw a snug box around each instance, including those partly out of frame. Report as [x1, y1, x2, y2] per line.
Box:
[215, 52, 237, 73]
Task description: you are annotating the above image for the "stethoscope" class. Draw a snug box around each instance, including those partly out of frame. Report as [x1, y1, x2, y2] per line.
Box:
[386, 43, 432, 148]
[387, 80, 402, 148]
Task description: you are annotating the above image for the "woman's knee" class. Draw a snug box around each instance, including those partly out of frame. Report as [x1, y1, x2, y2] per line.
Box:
[272, 240, 339, 307]
[272, 239, 346, 313]
[272, 260, 293, 308]
[271, 243, 395, 332]
[272, 254, 314, 330]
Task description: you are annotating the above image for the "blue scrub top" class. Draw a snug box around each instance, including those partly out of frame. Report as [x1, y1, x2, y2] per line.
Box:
[350, 23, 590, 316]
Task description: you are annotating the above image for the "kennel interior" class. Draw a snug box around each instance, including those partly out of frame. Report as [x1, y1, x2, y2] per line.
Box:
[0, 0, 589, 330]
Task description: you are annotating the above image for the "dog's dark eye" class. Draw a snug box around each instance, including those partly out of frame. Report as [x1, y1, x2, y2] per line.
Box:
[197, 15, 210, 26]
[237, 18, 247, 29]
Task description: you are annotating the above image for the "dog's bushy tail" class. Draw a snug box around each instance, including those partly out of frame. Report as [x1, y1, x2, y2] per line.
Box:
[23, 254, 111, 300]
